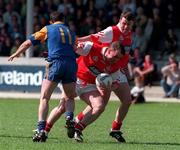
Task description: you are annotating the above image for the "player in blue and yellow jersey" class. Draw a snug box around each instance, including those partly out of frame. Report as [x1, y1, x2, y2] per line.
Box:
[8, 11, 77, 142]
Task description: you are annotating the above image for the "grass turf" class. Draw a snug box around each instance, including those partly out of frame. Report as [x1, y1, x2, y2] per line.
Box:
[0, 98, 180, 150]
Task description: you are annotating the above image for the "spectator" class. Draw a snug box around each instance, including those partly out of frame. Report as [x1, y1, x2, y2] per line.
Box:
[131, 54, 155, 102]
[167, 54, 178, 65]
[134, 54, 155, 86]
[4, 36, 12, 56]
[122, 0, 136, 15]
[0, 36, 5, 55]
[128, 47, 143, 79]
[164, 2, 176, 29]
[78, 13, 95, 36]
[160, 28, 178, 56]
[148, 7, 163, 51]
[144, 18, 154, 42]
[58, 0, 74, 14]
[135, 6, 148, 30]
[132, 26, 148, 54]
[140, 0, 153, 18]
[95, 0, 107, 9]
[131, 84, 145, 104]
[160, 62, 180, 98]
[0, 15, 5, 29]
[132, 54, 155, 89]
[3, 3, 21, 28]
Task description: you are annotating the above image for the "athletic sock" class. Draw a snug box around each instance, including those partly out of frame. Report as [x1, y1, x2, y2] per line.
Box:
[45, 122, 53, 133]
[65, 111, 74, 120]
[111, 120, 122, 131]
[75, 122, 86, 131]
[75, 112, 84, 122]
[37, 120, 46, 131]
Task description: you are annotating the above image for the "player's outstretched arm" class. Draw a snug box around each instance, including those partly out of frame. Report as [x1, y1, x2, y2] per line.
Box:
[77, 35, 92, 42]
[8, 39, 32, 61]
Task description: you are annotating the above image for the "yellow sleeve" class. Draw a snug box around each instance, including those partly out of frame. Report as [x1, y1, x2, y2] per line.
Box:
[33, 27, 47, 43]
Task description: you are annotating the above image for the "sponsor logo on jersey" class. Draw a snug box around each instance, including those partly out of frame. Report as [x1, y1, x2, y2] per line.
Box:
[119, 35, 124, 42]
[92, 56, 98, 62]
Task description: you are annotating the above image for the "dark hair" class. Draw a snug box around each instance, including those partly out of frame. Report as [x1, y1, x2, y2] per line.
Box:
[120, 11, 135, 22]
[110, 41, 125, 55]
[50, 11, 64, 22]
[174, 61, 179, 67]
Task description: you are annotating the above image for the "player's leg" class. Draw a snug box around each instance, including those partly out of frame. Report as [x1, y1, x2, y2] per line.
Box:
[45, 98, 66, 134]
[74, 90, 105, 142]
[74, 80, 93, 123]
[63, 82, 76, 119]
[33, 79, 57, 142]
[59, 58, 77, 138]
[74, 89, 111, 142]
[110, 82, 131, 142]
[62, 82, 77, 138]
[75, 80, 111, 124]
[80, 91, 108, 124]
[75, 106, 92, 123]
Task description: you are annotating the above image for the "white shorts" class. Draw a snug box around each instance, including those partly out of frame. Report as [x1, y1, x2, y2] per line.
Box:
[111, 70, 128, 83]
[58, 79, 97, 96]
[76, 78, 97, 96]
[58, 70, 128, 96]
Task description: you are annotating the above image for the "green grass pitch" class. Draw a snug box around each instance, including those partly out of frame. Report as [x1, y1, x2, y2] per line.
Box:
[0, 98, 180, 150]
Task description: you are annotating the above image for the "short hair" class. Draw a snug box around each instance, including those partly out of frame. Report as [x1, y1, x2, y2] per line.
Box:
[50, 11, 64, 22]
[169, 54, 176, 60]
[120, 11, 135, 22]
[110, 41, 125, 55]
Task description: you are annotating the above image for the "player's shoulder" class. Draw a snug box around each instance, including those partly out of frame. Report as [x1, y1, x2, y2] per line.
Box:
[111, 25, 119, 30]
[103, 26, 113, 32]
[90, 42, 104, 53]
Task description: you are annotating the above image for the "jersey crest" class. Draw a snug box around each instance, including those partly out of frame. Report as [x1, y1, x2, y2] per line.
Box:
[92, 56, 98, 62]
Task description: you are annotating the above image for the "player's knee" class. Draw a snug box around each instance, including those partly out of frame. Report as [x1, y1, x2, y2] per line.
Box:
[64, 92, 77, 100]
[70, 92, 77, 99]
[93, 104, 105, 114]
[40, 97, 49, 103]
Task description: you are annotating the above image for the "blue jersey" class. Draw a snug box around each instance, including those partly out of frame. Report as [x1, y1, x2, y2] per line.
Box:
[28, 21, 76, 61]
[28, 21, 77, 83]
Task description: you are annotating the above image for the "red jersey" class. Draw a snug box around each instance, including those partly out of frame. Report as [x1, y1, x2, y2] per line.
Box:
[143, 61, 153, 71]
[90, 24, 132, 49]
[76, 42, 129, 84]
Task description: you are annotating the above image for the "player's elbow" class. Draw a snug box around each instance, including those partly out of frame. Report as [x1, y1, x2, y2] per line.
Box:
[23, 39, 32, 48]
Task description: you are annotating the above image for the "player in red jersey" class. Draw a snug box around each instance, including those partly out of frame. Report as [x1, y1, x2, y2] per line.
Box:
[44, 41, 131, 142]
[77, 11, 134, 53]
[75, 11, 134, 142]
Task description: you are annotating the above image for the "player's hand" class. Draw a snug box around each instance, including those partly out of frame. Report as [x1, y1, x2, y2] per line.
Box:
[8, 53, 20, 61]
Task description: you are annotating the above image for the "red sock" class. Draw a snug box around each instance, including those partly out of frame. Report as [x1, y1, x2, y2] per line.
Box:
[76, 112, 84, 121]
[75, 122, 86, 131]
[112, 120, 122, 130]
[45, 122, 53, 132]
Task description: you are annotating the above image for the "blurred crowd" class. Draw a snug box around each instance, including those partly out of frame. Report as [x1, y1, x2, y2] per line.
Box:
[0, 0, 179, 57]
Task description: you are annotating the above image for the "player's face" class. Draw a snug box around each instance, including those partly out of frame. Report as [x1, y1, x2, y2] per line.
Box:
[119, 17, 133, 34]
